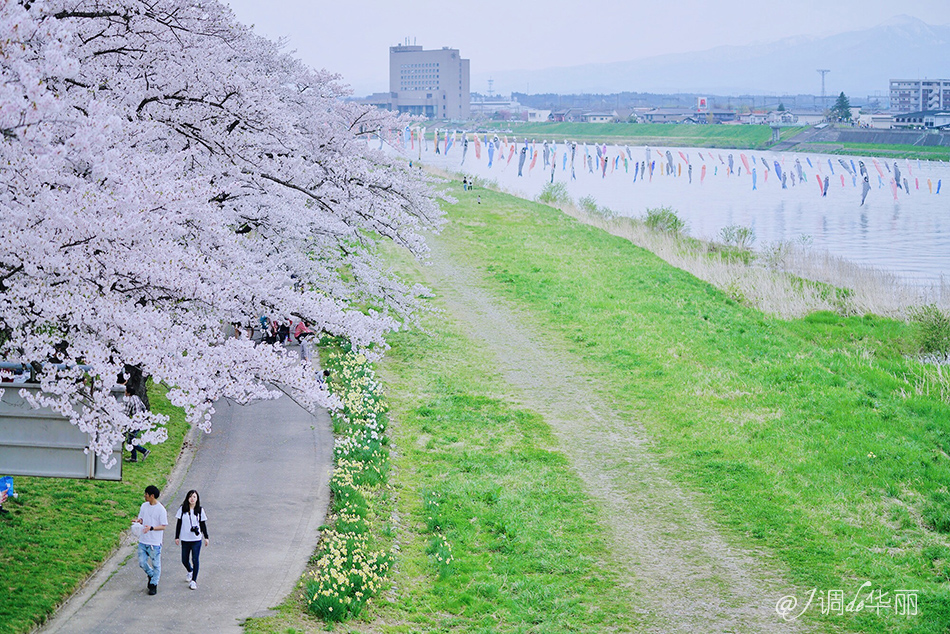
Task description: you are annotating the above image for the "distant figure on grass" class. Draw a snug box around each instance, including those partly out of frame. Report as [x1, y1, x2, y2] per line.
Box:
[277, 319, 291, 344]
[124, 386, 150, 463]
[293, 320, 315, 344]
[0, 476, 15, 515]
[295, 320, 316, 363]
[175, 489, 210, 591]
[134, 485, 167, 595]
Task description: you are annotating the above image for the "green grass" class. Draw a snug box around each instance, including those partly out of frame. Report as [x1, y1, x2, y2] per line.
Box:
[478, 121, 804, 149]
[0, 384, 189, 633]
[366, 325, 642, 632]
[241, 179, 950, 632]
[406, 183, 950, 633]
[242, 292, 640, 633]
[800, 142, 950, 161]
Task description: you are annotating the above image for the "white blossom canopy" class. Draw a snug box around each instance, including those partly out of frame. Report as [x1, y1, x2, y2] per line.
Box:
[0, 0, 442, 462]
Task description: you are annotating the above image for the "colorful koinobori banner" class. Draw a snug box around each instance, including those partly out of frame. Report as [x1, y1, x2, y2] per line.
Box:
[394, 127, 942, 206]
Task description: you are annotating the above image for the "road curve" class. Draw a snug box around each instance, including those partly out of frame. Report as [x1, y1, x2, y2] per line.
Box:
[40, 392, 333, 633]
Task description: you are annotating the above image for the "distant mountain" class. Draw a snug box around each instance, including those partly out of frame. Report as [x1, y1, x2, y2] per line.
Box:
[475, 16, 950, 97]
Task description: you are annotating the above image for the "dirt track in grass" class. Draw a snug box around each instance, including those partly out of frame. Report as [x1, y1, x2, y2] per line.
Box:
[417, 233, 814, 634]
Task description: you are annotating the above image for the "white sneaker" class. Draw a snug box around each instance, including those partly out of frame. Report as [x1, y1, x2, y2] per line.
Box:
[186, 572, 192, 582]
[189, 580, 197, 590]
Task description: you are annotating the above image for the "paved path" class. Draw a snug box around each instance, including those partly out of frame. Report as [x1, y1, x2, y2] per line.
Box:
[40, 391, 333, 633]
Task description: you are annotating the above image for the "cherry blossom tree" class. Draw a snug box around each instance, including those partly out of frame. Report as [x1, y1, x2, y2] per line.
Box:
[0, 0, 442, 463]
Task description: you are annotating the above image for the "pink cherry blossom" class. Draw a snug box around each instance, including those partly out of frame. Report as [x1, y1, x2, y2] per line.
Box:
[1, 0, 443, 466]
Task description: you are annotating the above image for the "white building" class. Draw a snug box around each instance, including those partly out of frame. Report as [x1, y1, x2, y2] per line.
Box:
[389, 44, 470, 120]
[582, 112, 616, 123]
[526, 109, 552, 122]
[862, 114, 895, 129]
[893, 110, 950, 129]
[890, 79, 950, 113]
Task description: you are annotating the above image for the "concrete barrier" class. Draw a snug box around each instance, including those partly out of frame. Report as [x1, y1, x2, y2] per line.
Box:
[0, 380, 123, 480]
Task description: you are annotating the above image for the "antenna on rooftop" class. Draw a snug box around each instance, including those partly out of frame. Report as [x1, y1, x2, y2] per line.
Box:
[817, 69, 831, 109]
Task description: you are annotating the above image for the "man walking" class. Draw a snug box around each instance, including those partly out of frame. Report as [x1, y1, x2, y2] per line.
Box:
[124, 386, 150, 462]
[134, 485, 167, 595]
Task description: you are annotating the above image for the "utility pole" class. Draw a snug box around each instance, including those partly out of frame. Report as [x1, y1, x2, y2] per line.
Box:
[817, 69, 831, 110]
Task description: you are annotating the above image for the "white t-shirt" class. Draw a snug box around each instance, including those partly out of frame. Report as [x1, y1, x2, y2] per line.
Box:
[176, 506, 208, 542]
[137, 501, 168, 546]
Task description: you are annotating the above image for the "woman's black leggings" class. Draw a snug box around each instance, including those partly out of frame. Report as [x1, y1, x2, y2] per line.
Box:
[181, 540, 202, 581]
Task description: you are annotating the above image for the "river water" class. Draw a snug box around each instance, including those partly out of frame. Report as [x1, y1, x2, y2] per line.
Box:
[406, 136, 950, 289]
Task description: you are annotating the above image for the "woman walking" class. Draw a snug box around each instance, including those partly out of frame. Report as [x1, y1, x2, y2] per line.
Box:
[175, 489, 209, 590]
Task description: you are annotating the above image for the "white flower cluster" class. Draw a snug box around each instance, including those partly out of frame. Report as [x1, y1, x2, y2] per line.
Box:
[306, 350, 391, 621]
[0, 0, 443, 460]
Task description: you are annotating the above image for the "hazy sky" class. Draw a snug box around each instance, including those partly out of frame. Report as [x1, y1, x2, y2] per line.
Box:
[223, 0, 950, 96]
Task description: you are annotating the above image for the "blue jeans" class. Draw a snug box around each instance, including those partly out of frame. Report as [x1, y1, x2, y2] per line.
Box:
[181, 540, 202, 581]
[138, 543, 162, 585]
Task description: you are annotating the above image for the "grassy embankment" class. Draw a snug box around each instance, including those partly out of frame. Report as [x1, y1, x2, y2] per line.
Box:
[450, 121, 950, 161]
[477, 121, 804, 149]
[525, 182, 946, 321]
[0, 385, 189, 633]
[243, 289, 641, 632]
[797, 142, 950, 162]
[246, 181, 950, 633]
[403, 184, 950, 634]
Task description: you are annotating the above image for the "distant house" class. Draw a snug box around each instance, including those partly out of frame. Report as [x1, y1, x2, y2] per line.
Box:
[550, 107, 586, 122]
[788, 111, 826, 126]
[582, 111, 617, 123]
[642, 108, 692, 123]
[763, 111, 825, 126]
[614, 107, 636, 122]
[863, 114, 894, 129]
[641, 108, 736, 124]
[526, 109, 552, 122]
[893, 110, 950, 129]
[471, 97, 524, 117]
[740, 111, 769, 125]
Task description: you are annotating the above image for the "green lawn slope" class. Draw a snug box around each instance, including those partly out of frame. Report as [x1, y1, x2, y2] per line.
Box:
[373, 183, 950, 633]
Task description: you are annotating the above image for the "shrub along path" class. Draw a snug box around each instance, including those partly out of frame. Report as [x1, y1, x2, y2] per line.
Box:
[408, 233, 811, 633]
[39, 391, 333, 633]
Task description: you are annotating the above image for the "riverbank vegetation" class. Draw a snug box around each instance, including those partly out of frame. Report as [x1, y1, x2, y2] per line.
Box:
[416, 183, 950, 633]
[539, 182, 948, 321]
[462, 122, 950, 162]
[807, 142, 950, 162]
[243, 312, 640, 633]
[477, 121, 804, 149]
[0, 385, 189, 633]
[245, 180, 950, 633]
[300, 347, 392, 622]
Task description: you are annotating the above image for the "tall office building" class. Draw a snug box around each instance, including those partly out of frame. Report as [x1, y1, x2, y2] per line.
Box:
[890, 79, 950, 113]
[389, 44, 470, 120]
